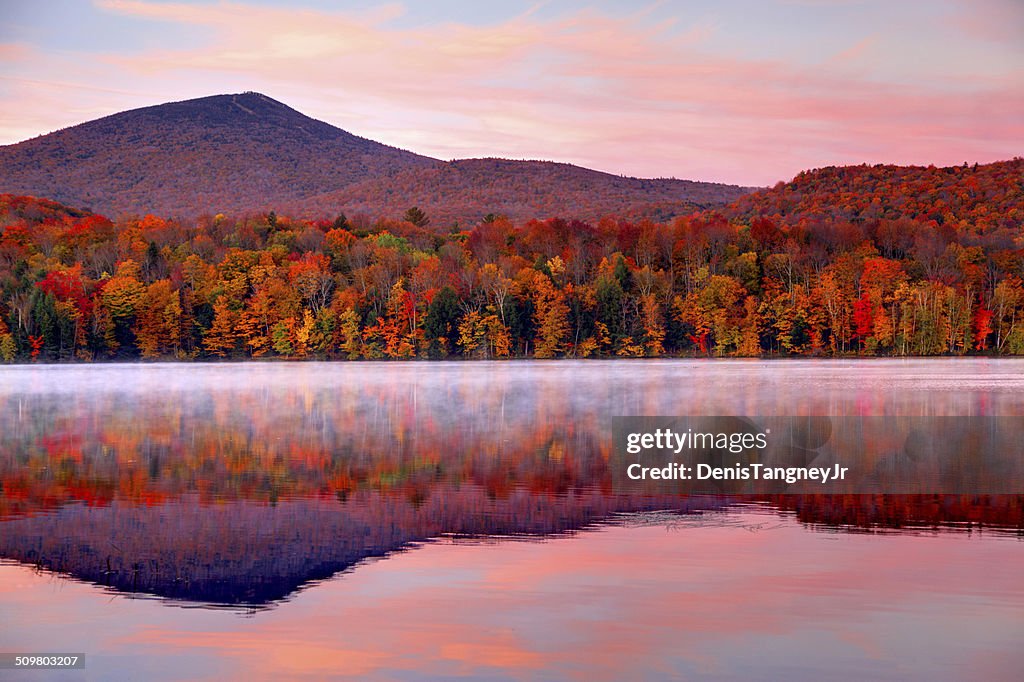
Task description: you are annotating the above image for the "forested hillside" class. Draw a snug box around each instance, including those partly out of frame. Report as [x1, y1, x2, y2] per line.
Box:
[311, 157, 747, 225]
[727, 160, 1023, 230]
[1, 158, 1022, 362]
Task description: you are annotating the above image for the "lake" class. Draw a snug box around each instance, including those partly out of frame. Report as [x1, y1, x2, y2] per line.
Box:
[0, 359, 1022, 680]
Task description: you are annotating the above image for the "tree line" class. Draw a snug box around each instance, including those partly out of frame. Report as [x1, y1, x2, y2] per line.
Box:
[1, 160, 1022, 362]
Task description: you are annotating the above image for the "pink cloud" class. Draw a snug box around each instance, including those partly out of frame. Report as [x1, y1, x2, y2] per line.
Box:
[949, 0, 1024, 45]
[1, 1, 1020, 186]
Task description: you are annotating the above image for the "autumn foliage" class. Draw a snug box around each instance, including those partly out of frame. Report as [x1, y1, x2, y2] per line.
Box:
[1, 158, 1022, 362]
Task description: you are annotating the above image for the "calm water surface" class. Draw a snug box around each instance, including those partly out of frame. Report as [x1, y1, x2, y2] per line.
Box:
[0, 360, 1022, 680]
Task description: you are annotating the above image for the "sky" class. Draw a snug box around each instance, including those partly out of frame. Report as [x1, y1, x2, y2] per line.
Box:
[0, 0, 1021, 186]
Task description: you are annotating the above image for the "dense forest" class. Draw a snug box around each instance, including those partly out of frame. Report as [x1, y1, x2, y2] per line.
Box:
[0, 158, 1022, 362]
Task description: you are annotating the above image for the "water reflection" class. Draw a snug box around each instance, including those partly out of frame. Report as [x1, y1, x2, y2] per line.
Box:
[0, 360, 1022, 607]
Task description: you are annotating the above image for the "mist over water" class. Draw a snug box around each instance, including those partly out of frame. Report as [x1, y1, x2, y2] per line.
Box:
[3, 357, 1023, 426]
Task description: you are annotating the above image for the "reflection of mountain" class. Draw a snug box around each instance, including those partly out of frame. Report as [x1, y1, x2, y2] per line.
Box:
[0, 488, 730, 605]
[0, 491, 1019, 606]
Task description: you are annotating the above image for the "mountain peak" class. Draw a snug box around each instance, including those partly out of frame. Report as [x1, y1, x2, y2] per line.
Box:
[85, 91, 346, 142]
[161, 91, 294, 115]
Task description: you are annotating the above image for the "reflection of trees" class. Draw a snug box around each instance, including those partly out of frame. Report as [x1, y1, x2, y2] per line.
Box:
[0, 380, 623, 517]
[771, 494, 1024, 533]
[1, 376, 1022, 606]
[5, 375, 1021, 517]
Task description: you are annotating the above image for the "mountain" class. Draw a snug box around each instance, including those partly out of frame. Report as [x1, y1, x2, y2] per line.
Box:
[0, 92, 754, 224]
[0, 92, 436, 219]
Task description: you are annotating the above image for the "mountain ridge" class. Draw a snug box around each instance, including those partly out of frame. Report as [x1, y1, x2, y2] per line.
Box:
[0, 92, 755, 224]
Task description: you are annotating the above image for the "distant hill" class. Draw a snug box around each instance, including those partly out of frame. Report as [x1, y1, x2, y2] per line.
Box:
[318, 157, 746, 225]
[0, 193, 92, 224]
[0, 92, 754, 224]
[723, 158, 1024, 232]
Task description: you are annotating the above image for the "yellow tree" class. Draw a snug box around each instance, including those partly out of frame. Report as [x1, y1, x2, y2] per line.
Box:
[336, 307, 363, 359]
[0, 318, 15, 362]
[639, 293, 665, 356]
[813, 271, 852, 353]
[239, 287, 273, 357]
[737, 295, 762, 356]
[203, 300, 240, 357]
[363, 280, 417, 359]
[457, 308, 511, 359]
[485, 313, 512, 358]
[479, 263, 514, 325]
[991, 277, 1023, 352]
[577, 320, 611, 358]
[293, 312, 310, 357]
[680, 275, 745, 355]
[99, 259, 145, 352]
[457, 310, 486, 357]
[530, 271, 570, 358]
[136, 280, 182, 358]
